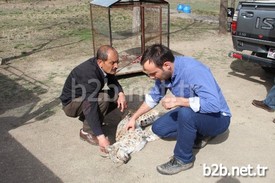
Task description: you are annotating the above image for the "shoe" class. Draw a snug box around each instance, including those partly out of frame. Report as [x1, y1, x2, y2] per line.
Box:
[273, 119, 275, 123]
[79, 129, 99, 145]
[193, 136, 214, 149]
[252, 100, 274, 112]
[156, 156, 193, 175]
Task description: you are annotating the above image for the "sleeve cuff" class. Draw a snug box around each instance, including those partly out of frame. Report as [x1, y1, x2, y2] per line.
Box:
[145, 94, 158, 108]
[189, 97, 200, 112]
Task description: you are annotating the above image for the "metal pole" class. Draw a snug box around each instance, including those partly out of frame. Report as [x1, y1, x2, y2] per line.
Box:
[159, 7, 162, 45]
[90, 4, 96, 55]
[141, 5, 145, 53]
[167, 3, 170, 48]
[108, 8, 113, 47]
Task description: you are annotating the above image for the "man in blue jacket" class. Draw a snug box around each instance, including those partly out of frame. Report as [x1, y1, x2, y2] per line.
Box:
[60, 45, 127, 153]
[126, 44, 231, 175]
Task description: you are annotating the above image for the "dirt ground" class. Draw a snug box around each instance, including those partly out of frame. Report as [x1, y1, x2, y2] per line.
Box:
[1, 1, 275, 183]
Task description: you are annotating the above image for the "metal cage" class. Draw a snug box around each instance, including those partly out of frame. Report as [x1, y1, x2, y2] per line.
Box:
[90, 0, 170, 75]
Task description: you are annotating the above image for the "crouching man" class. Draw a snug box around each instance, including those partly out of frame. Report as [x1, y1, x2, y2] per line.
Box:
[60, 45, 127, 153]
[126, 44, 231, 175]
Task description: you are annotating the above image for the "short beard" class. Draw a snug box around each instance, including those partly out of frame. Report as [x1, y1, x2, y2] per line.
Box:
[161, 69, 171, 81]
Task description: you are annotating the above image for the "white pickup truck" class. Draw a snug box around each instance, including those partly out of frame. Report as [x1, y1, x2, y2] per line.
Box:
[229, 0, 275, 72]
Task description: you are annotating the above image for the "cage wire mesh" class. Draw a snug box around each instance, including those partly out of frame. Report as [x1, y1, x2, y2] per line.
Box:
[144, 5, 169, 50]
[90, 1, 169, 75]
[90, 5, 110, 51]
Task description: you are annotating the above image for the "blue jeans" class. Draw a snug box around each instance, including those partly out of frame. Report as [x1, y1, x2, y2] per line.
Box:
[263, 85, 275, 109]
[152, 107, 230, 163]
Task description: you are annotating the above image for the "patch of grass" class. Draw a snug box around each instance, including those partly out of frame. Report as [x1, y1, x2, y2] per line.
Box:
[65, 28, 92, 41]
[193, 9, 218, 16]
[46, 72, 58, 81]
[169, 17, 218, 41]
[11, 0, 49, 2]
[0, 0, 221, 61]
[170, 0, 220, 16]
[14, 43, 25, 49]
[0, 0, 91, 59]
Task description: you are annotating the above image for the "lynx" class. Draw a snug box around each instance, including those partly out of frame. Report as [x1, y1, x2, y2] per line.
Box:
[106, 110, 160, 164]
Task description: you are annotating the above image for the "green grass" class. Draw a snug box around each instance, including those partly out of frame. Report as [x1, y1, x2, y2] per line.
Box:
[77, 29, 92, 40]
[64, 28, 92, 41]
[0, 0, 91, 59]
[0, 0, 221, 61]
[170, 0, 220, 16]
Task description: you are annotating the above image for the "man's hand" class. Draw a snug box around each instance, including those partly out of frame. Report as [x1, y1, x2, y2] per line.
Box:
[125, 117, 136, 131]
[97, 134, 110, 153]
[161, 96, 190, 110]
[117, 92, 127, 112]
[161, 96, 178, 110]
[124, 102, 152, 131]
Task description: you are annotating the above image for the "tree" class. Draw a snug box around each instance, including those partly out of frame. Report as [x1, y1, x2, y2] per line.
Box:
[230, 0, 236, 9]
[219, 0, 228, 34]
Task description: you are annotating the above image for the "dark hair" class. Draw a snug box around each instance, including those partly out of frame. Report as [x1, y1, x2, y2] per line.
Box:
[140, 44, 174, 68]
[96, 45, 117, 61]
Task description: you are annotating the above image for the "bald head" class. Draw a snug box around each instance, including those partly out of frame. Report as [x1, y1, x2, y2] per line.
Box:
[96, 45, 119, 75]
[96, 45, 118, 61]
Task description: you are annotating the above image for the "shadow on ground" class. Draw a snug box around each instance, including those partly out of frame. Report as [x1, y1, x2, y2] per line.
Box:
[0, 64, 147, 181]
[102, 94, 144, 144]
[229, 59, 274, 93]
[0, 70, 62, 182]
[216, 176, 241, 183]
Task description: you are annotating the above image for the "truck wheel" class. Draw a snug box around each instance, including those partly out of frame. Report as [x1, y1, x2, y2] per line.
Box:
[252, 52, 275, 73]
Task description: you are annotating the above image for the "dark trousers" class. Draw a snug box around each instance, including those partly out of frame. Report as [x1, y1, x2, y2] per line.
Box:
[152, 107, 230, 163]
[63, 90, 118, 134]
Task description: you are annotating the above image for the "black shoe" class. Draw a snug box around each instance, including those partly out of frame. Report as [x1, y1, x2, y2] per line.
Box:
[156, 156, 193, 175]
[79, 129, 99, 145]
[252, 100, 274, 112]
[193, 136, 214, 149]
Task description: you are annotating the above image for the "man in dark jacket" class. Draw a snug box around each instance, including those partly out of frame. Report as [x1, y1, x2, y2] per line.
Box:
[60, 45, 127, 153]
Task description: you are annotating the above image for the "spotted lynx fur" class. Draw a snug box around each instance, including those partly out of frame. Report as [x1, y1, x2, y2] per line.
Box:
[106, 110, 160, 163]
